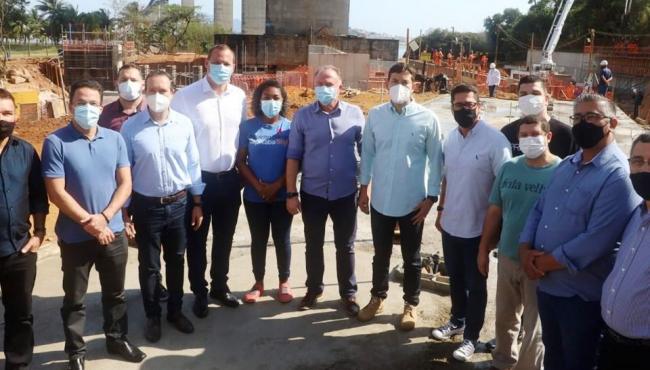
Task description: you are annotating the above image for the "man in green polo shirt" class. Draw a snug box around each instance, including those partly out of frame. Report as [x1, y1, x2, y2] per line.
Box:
[477, 115, 560, 370]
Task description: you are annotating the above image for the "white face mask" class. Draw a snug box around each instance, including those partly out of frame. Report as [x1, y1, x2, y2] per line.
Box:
[146, 93, 171, 113]
[389, 84, 412, 105]
[518, 94, 546, 116]
[519, 135, 547, 159]
[118, 80, 142, 101]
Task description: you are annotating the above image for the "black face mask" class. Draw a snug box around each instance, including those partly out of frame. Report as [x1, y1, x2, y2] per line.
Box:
[571, 119, 607, 149]
[0, 120, 15, 140]
[631, 172, 650, 200]
[454, 108, 478, 128]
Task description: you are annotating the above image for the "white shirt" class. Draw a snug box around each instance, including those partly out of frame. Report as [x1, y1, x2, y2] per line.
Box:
[441, 120, 511, 238]
[487, 69, 501, 87]
[171, 78, 247, 173]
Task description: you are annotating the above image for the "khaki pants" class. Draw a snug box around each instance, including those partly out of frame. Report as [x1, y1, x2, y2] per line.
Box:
[491, 255, 544, 370]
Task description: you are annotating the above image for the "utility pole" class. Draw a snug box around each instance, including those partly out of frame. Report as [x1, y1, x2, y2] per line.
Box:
[587, 28, 596, 85]
[494, 29, 500, 65]
[406, 28, 410, 64]
[529, 33, 535, 71]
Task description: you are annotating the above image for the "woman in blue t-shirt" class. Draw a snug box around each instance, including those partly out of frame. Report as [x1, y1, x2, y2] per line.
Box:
[236, 79, 293, 304]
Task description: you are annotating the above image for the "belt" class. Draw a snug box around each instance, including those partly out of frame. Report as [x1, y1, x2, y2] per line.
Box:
[135, 190, 187, 205]
[606, 326, 650, 347]
[203, 168, 237, 178]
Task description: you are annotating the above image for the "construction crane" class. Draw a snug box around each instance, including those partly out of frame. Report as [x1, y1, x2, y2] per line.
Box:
[539, 0, 576, 71]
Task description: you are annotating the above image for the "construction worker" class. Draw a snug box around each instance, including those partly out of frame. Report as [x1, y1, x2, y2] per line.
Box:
[598, 60, 613, 96]
[487, 63, 501, 98]
[357, 63, 443, 330]
[0, 88, 49, 370]
[171, 44, 248, 317]
[120, 70, 204, 343]
[478, 115, 560, 370]
[598, 133, 650, 370]
[42, 80, 146, 369]
[632, 87, 644, 119]
[518, 94, 638, 370]
[481, 54, 489, 71]
[501, 75, 578, 158]
[285, 65, 364, 315]
[432, 84, 511, 362]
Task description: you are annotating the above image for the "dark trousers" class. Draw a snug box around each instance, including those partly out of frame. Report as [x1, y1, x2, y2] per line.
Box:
[131, 193, 187, 319]
[370, 207, 423, 306]
[187, 170, 241, 297]
[597, 326, 647, 370]
[537, 290, 603, 370]
[0, 251, 36, 370]
[489, 85, 497, 97]
[59, 233, 128, 358]
[301, 191, 357, 298]
[441, 229, 487, 341]
[243, 200, 293, 282]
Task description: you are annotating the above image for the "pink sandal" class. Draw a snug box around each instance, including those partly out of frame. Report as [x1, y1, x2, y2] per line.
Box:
[277, 282, 294, 303]
[243, 282, 264, 303]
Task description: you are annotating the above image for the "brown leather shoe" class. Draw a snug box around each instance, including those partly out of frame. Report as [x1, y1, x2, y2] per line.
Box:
[341, 297, 360, 316]
[297, 291, 322, 311]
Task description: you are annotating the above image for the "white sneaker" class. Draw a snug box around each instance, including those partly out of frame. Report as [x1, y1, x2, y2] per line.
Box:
[431, 321, 465, 340]
[452, 339, 476, 362]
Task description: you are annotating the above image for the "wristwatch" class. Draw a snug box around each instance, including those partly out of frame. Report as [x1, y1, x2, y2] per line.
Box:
[286, 192, 299, 198]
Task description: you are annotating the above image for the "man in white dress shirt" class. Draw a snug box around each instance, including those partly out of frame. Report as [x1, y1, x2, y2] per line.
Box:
[171, 44, 247, 317]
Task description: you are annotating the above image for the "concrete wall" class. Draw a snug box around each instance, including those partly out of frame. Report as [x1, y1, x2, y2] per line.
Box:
[527, 50, 592, 81]
[242, 0, 266, 35]
[214, 0, 233, 32]
[308, 52, 369, 89]
[215, 34, 399, 70]
[266, 0, 350, 36]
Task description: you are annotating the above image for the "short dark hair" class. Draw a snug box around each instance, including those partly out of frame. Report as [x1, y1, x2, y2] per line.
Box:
[518, 75, 545, 89]
[117, 63, 142, 77]
[69, 80, 103, 103]
[0, 88, 16, 107]
[518, 114, 551, 133]
[574, 93, 616, 118]
[631, 133, 650, 155]
[252, 79, 288, 118]
[450, 84, 480, 103]
[387, 62, 416, 82]
[208, 44, 234, 60]
[145, 70, 175, 90]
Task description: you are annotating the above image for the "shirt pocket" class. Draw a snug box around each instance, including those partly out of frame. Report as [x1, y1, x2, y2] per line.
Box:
[565, 186, 594, 215]
[406, 126, 427, 156]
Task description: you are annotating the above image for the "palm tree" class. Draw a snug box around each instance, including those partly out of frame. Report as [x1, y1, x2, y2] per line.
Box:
[36, 0, 72, 42]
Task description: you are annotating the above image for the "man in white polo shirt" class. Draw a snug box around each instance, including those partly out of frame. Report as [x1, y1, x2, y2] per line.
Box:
[171, 44, 247, 317]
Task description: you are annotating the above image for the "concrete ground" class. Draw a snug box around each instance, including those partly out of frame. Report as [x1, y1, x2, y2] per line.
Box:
[1, 96, 644, 370]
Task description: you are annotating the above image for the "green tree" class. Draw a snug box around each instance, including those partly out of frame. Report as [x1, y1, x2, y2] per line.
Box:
[36, 0, 77, 42]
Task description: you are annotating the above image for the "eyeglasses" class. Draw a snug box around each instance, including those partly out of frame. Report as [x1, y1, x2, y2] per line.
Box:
[629, 157, 650, 170]
[453, 102, 478, 110]
[569, 112, 611, 125]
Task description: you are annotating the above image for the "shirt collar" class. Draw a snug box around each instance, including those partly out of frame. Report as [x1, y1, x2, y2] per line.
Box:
[312, 100, 343, 114]
[201, 77, 231, 96]
[116, 97, 147, 114]
[570, 141, 617, 168]
[457, 120, 485, 137]
[67, 122, 105, 141]
[143, 108, 174, 127]
[389, 100, 416, 116]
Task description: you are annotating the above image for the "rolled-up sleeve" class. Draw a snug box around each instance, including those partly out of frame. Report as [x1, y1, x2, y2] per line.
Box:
[550, 174, 638, 273]
[426, 113, 444, 196]
[28, 151, 49, 215]
[286, 111, 305, 160]
[41, 136, 64, 179]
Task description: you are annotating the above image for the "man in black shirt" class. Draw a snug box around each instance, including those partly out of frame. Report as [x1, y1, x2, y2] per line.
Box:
[0, 88, 49, 369]
[501, 75, 578, 158]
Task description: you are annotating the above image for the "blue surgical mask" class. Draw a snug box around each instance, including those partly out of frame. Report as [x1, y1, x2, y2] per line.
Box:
[74, 104, 101, 130]
[261, 99, 283, 119]
[209, 63, 232, 85]
[315, 85, 337, 105]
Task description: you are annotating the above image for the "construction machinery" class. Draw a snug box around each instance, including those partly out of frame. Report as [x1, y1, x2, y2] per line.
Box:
[539, 0, 576, 71]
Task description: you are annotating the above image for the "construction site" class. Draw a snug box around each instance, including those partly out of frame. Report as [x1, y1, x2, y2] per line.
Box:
[1, 0, 650, 369]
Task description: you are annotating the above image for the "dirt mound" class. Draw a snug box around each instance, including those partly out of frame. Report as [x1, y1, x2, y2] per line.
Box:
[4, 59, 61, 94]
[15, 116, 69, 153]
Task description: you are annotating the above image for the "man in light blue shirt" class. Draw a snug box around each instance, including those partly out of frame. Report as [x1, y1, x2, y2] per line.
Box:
[357, 63, 443, 331]
[518, 94, 639, 370]
[121, 71, 204, 343]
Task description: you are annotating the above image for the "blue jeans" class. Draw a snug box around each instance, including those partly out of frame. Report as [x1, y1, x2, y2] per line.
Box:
[441, 229, 487, 341]
[537, 290, 603, 370]
[300, 191, 357, 298]
[131, 193, 187, 319]
[243, 200, 293, 282]
[186, 170, 241, 297]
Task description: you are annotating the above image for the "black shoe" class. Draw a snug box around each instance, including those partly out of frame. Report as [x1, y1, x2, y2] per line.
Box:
[192, 295, 209, 318]
[167, 313, 194, 334]
[298, 291, 323, 311]
[144, 317, 162, 343]
[106, 337, 147, 363]
[158, 284, 169, 302]
[68, 357, 84, 370]
[209, 290, 240, 308]
[341, 297, 360, 316]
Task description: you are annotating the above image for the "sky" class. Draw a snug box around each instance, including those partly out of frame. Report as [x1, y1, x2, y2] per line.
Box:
[32, 0, 533, 35]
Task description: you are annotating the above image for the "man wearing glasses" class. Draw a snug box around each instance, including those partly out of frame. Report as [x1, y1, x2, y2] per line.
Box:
[431, 84, 511, 362]
[597, 133, 650, 370]
[518, 93, 639, 370]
